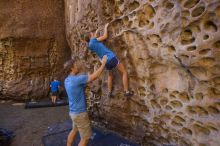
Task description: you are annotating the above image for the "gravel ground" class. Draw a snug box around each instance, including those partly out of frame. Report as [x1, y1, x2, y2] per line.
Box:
[0, 100, 69, 146]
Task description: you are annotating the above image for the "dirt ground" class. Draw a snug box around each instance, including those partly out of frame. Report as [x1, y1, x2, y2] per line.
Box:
[0, 100, 69, 146]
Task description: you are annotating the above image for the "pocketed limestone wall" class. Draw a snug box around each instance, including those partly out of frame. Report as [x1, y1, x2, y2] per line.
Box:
[66, 0, 220, 145]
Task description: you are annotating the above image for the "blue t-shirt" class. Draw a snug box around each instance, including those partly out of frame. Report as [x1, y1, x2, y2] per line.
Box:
[64, 74, 88, 114]
[88, 38, 116, 63]
[50, 80, 61, 92]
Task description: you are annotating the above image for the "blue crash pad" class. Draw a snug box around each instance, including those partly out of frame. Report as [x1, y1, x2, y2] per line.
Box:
[0, 128, 14, 146]
[42, 120, 139, 146]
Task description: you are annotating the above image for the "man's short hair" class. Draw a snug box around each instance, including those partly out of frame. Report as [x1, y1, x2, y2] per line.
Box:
[53, 76, 58, 80]
[81, 33, 90, 42]
[64, 59, 76, 74]
[81, 28, 97, 43]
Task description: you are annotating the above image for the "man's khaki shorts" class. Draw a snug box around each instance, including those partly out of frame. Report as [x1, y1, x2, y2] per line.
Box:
[69, 112, 92, 139]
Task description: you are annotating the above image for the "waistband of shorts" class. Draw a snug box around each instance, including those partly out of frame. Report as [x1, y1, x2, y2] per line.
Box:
[69, 111, 87, 117]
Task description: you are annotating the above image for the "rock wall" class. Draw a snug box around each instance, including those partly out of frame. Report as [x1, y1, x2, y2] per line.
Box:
[66, 0, 220, 145]
[0, 0, 71, 100]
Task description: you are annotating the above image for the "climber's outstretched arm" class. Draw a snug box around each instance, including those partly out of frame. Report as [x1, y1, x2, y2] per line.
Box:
[97, 23, 109, 41]
[94, 29, 99, 38]
[87, 55, 107, 83]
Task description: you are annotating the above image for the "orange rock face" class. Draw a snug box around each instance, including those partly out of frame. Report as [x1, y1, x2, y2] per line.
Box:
[66, 0, 220, 145]
[0, 0, 70, 100]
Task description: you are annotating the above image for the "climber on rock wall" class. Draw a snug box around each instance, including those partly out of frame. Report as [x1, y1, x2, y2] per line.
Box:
[82, 23, 134, 98]
[64, 55, 107, 146]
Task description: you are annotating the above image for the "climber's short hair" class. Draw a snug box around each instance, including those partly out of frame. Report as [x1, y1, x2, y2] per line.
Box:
[81, 33, 90, 42]
[81, 29, 96, 42]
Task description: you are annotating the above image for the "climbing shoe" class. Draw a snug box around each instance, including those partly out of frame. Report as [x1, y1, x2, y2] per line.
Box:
[107, 91, 113, 98]
[124, 90, 134, 97]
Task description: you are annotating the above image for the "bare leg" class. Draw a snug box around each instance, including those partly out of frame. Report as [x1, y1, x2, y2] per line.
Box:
[78, 138, 89, 146]
[67, 127, 78, 146]
[54, 95, 57, 103]
[116, 63, 129, 92]
[108, 71, 113, 92]
[51, 96, 54, 103]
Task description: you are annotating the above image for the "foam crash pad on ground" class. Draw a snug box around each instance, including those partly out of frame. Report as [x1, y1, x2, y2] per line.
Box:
[0, 128, 14, 146]
[42, 120, 139, 146]
[25, 99, 68, 109]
